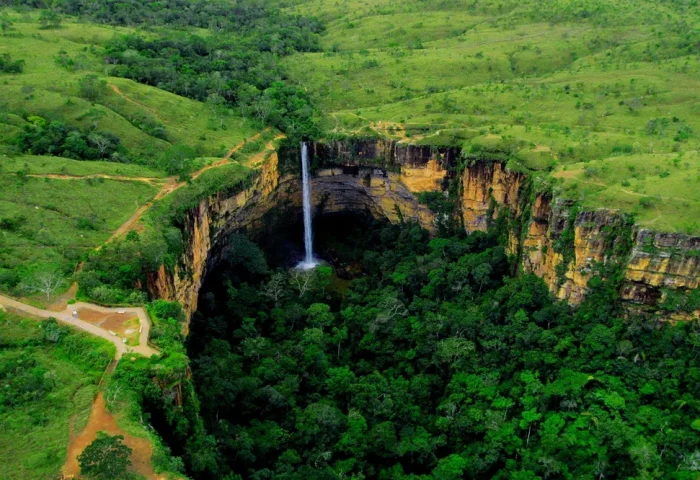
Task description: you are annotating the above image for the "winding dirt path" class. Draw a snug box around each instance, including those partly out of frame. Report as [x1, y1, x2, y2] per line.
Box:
[62, 391, 160, 479]
[109, 84, 164, 122]
[101, 130, 270, 247]
[0, 294, 158, 359]
[27, 173, 161, 185]
[244, 133, 286, 168]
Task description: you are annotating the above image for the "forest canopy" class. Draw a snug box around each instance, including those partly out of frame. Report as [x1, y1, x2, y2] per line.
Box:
[172, 219, 700, 480]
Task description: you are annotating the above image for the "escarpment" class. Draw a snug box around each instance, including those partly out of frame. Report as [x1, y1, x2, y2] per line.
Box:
[148, 143, 440, 321]
[150, 138, 700, 323]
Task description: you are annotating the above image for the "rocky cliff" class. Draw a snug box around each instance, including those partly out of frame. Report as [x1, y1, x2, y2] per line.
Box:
[150, 139, 699, 323]
[461, 162, 700, 310]
[148, 152, 282, 323]
[623, 230, 700, 304]
[148, 146, 437, 321]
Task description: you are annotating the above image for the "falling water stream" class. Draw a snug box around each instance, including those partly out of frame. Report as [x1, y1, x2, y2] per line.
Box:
[297, 142, 318, 269]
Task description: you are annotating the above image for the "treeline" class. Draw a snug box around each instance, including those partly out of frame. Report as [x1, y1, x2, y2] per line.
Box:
[15, 115, 126, 161]
[104, 31, 320, 138]
[4, 0, 324, 41]
[176, 220, 700, 479]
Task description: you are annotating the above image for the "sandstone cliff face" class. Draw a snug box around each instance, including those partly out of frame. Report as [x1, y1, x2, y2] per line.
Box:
[516, 198, 700, 308]
[151, 140, 699, 323]
[523, 202, 631, 304]
[148, 150, 436, 322]
[313, 139, 458, 193]
[622, 230, 700, 305]
[148, 152, 282, 323]
[461, 161, 525, 232]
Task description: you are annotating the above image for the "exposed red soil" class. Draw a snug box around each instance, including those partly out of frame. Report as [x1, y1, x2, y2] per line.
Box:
[62, 393, 160, 479]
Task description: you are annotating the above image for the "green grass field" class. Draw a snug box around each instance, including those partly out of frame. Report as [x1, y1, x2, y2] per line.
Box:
[283, 0, 700, 232]
[0, 173, 158, 290]
[554, 151, 700, 233]
[0, 10, 258, 159]
[0, 311, 114, 480]
[0, 9, 268, 295]
[1, 154, 166, 177]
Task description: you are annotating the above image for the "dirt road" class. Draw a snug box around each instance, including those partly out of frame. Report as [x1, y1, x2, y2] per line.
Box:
[0, 294, 158, 359]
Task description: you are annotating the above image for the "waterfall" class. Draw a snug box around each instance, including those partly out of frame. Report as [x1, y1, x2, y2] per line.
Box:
[298, 142, 318, 269]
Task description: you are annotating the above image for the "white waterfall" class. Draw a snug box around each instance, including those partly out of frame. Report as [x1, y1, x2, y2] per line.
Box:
[298, 142, 318, 269]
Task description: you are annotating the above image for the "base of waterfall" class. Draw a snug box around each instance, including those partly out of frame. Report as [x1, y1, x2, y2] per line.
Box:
[296, 258, 321, 270]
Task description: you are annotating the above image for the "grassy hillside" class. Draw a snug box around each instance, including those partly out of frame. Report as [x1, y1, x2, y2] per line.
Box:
[0, 172, 158, 292]
[0, 11, 258, 159]
[0, 9, 267, 297]
[0, 311, 114, 480]
[284, 0, 700, 232]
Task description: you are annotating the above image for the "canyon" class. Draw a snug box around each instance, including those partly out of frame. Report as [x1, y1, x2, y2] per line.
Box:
[148, 138, 699, 322]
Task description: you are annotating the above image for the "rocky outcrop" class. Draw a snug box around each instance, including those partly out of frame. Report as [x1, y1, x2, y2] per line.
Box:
[312, 139, 458, 193]
[150, 139, 699, 323]
[521, 201, 632, 303]
[461, 161, 525, 232]
[516, 197, 700, 309]
[622, 230, 700, 304]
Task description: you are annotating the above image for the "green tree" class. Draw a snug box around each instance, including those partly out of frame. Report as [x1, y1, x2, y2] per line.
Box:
[0, 13, 13, 35]
[159, 144, 196, 176]
[38, 9, 62, 29]
[78, 74, 108, 102]
[432, 454, 468, 480]
[78, 432, 132, 479]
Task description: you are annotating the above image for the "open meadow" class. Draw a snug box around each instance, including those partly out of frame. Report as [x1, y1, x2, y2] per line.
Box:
[284, 0, 700, 232]
[0, 9, 264, 297]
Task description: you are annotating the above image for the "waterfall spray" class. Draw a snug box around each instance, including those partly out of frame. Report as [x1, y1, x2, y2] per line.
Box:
[297, 142, 318, 269]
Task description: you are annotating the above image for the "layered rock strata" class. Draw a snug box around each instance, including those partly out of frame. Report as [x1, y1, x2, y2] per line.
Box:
[150, 140, 699, 323]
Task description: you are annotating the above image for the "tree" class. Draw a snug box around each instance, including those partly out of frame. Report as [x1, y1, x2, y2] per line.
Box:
[22, 269, 64, 301]
[261, 272, 287, 307]
[289, 266, 331, 297]
[89, 134, 110, 158]
[159, 144, 196, 176]
[78, 75, 108, 102]
[0, 13, 13, 35]
[436, 337, 476, 364]
[78, 432, 132, 479]
[38, 9, 62, 29]
[472, 262, 493, 293]
[432, 454, 468, 480]
[206, 93, 228, 129]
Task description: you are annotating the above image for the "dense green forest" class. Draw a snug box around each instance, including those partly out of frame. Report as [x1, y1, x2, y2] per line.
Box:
[170, 217, 700, 479]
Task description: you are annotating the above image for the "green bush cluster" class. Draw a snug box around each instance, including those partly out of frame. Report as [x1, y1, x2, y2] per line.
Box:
[15, 116, 127, 162]
[0, 53, 24, 73]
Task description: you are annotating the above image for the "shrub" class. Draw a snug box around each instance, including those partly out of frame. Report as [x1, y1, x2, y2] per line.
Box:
[645, 117, 669, 136]
[0, 215, 27, 231]
[0, 53, 24, 74]
[611, 144, 634, 155]
[38, 9, 62, 29]
[638, 197, 655, 208]
[78, 74, 109, 102]
[15, 119, 126, 161]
